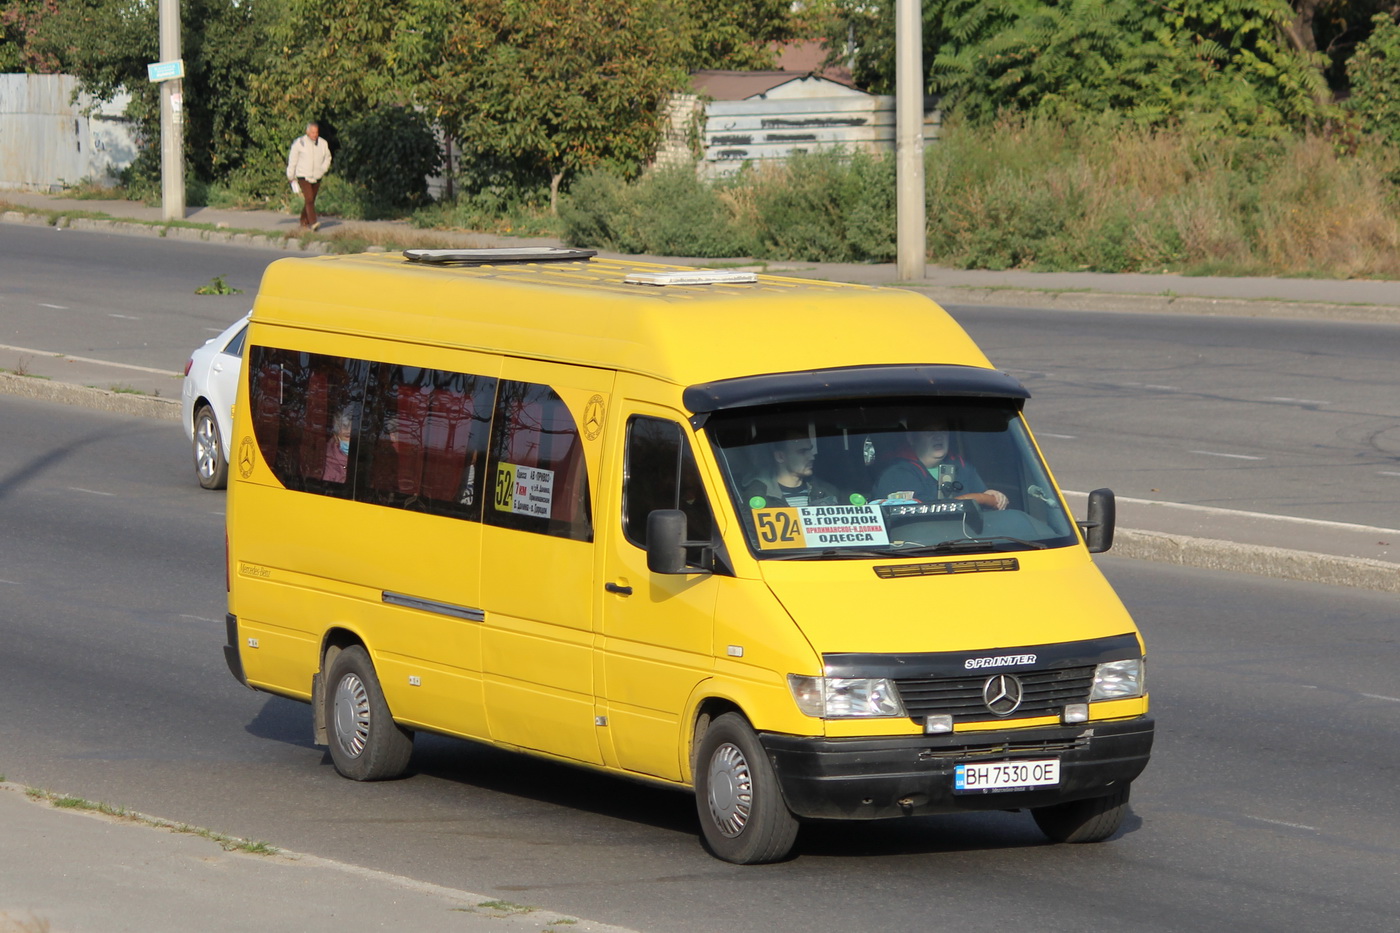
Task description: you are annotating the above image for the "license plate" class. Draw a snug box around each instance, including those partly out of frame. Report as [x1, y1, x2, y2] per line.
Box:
[954, 758, 1060, 793]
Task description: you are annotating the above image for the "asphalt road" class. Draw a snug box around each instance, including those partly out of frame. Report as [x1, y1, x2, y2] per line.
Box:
[2, 394, 1398, 933]
[946, 304, 1400, 528]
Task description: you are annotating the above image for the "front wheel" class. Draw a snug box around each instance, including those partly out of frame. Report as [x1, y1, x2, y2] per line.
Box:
[695, 712, 799, 864]
[1032, 784, 1131, 843]
[324, 645, 413, 781]
[193, 404, 228, 490]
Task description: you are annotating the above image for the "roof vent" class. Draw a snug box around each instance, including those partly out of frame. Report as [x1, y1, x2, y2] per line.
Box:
[403, 247, 597, 265]
[624, 270, 758, 286]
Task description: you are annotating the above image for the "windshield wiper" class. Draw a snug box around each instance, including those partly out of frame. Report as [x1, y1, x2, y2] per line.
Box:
[900, 536, 1049, 556]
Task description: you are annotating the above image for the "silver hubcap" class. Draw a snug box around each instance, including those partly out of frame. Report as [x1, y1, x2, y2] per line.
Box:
[333, 672, 371, 758]
[707, 741, 754, 837]
[195, 413, 221, 480]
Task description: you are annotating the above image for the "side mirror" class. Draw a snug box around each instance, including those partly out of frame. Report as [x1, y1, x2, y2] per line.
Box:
[1080, 488, 1116, 553]
[646, 509, 713, 575]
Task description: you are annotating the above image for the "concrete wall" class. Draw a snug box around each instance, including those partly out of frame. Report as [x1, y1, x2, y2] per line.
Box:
[0, 74, 138, 192]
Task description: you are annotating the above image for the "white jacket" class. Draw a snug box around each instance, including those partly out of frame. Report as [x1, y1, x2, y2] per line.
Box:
[286, 135, 332, 183]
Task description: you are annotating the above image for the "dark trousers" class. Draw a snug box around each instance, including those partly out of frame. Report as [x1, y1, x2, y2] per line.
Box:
[297, 178, 320, 228]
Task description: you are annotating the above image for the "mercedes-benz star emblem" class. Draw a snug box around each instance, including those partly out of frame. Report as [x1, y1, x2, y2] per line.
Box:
[983, 673, 1023, 716]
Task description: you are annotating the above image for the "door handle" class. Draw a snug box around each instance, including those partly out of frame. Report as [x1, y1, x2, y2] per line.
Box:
[604, 582, 633, 596]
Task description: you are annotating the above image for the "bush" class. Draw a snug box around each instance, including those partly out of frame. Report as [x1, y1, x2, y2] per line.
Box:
[335, 107, 442, 219]
[561, 163, 751, 257]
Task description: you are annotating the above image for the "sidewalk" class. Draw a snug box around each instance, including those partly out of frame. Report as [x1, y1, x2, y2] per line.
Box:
[2, 187, 1398, 595]
[0, 782, 640, 933]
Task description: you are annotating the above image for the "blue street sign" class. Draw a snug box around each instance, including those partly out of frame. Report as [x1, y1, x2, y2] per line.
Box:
[147, 60, 185, 83]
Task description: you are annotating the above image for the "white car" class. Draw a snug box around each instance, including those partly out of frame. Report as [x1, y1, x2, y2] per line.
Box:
[181, 313, 249, 489]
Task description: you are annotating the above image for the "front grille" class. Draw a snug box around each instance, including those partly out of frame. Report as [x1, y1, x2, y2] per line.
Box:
[896, 665, 1095, 723]
[918, 736, 1090, 760]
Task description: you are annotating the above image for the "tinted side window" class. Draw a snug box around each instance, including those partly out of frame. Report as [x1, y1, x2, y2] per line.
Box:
[357, 364, 496, 520]
[486, 380, 592, 541]
[223, 324, 248, 357]
[248, 346, 367, 498]
[622, 416, 714, 550]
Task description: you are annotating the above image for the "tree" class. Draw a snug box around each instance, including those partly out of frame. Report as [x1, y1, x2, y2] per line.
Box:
[0, 0, 61, 72]
[18, 0, 279, 192]
[678, 0, 800, 70]
[829, 0, 1398, 134]
[412, 0, 690, 211]
[1346, 11, 1400, 144]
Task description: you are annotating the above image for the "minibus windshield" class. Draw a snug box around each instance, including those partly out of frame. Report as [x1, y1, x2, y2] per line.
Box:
[706, 400, 1078, 559]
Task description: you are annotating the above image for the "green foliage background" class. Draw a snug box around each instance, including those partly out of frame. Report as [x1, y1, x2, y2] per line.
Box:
[1, 0, 1397, 276]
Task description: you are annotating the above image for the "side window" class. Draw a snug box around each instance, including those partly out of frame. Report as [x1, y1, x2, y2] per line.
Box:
[622, 416, 714, 552]
[223, 324, 248, 358]
[485, 380, 592, 542]
[248, 346, 367, 498]
[357, 364, 496, 519]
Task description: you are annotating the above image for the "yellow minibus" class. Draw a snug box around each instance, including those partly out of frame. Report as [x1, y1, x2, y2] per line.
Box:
[223, 247, 1152, 864]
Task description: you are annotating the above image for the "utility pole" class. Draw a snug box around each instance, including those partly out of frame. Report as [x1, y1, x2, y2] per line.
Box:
[159, 0, 185, 221]
[895, 0, 925, 282]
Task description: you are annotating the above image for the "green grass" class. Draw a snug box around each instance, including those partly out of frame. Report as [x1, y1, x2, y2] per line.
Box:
[23, 787, 279, 856]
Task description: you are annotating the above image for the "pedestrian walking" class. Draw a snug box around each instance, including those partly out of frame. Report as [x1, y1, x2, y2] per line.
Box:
[286, 121, 332, 231]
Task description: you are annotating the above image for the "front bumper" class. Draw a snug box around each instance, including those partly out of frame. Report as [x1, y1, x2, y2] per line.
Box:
[760, 716, 1153, 820]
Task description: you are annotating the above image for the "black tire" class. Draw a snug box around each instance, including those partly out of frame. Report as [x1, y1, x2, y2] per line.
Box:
[695, 712, 799, 864]
[1032, 784, 1131, 843]
[324, 645, 413, 781]
[193, 403, 229, 490]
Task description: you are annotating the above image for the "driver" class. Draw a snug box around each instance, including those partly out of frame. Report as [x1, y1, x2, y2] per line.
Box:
[871, 419, 1008, 510]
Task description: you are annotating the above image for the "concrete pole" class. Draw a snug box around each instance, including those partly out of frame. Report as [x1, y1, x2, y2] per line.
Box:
[159, 0, 185, 221]
[895, 0, 926, 282]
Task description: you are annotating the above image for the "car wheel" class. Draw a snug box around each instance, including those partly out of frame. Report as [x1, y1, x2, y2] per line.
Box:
[1032, 784, 1131, 843]
[695, 712, 799, 864]
[193, 403, 228, 490]
[325, 645, 413, 781]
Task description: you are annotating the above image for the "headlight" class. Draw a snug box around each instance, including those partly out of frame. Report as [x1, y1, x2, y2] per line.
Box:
[787, 675, 907, 718]
[1090, 658, 1144, 700]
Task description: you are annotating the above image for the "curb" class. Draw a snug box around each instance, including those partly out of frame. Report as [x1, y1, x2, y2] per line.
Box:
[1113, 529, 1399, 594]
[910, 285, 1400, 324]
[2, 209, 330, 253]
[0, 371, 181, 422]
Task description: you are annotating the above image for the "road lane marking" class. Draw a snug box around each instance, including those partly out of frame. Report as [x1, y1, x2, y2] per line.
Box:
[0, 343, 181, 377]
[38, 303, 68, 310]
[1190, 450, 1265, 460]
[180, 614, 222, 624]
[0, 579, 18, 585]
[1039, 433, 1077, 439]
[1264, 397, 1330, 406]
[1362, 693, 1400, 703]
[1380, 472, 1400, 478]
[1246, 816, 1318, 832]
[68, 487, 115, 496]
[1059, 491, 1400, 535]
[108, 313, 140, 320]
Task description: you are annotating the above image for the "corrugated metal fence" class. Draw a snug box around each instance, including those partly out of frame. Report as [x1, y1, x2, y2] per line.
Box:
[0, 74, 137, 191]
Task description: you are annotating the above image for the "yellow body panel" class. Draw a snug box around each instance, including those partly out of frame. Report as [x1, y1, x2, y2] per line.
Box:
[226, 251, 1149, 800]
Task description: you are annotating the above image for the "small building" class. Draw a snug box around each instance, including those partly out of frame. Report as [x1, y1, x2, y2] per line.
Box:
[658, 53, 938, 177]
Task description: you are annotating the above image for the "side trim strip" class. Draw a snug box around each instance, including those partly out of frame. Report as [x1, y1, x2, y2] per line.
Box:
[382, 591, 485, 622]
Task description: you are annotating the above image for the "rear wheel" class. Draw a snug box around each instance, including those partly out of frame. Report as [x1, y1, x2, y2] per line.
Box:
[193, 403, 228, 490]
[695, 712, 799, 864]
[325, 646, 413, 781]
[1032, 784, 1131, 843]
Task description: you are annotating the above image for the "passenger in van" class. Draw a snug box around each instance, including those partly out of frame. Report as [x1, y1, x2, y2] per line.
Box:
[872, 419, 1009, 510]
[322, 407, 354, 483]
[743, 430, 854, 508]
